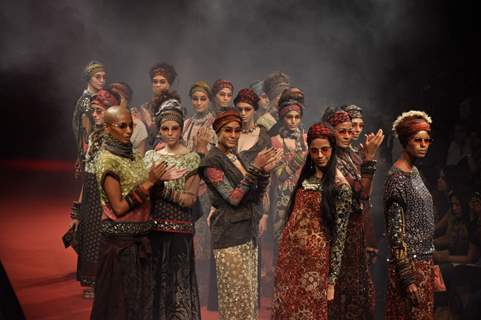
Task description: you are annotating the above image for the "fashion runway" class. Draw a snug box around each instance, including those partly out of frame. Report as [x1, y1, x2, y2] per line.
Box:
[0, 162, 272, 319]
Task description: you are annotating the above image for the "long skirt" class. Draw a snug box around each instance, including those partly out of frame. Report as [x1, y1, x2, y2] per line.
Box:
[329, 212, 375, 320]
[150, 232, 201, 320]
[213, 241, 258, 320]
[77, 172, 103, 286]
[385, 259, 434, 320]
[91, 224, 153, 320]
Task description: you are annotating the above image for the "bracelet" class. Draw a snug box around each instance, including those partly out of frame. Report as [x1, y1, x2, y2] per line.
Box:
[361, 160, 377, 176]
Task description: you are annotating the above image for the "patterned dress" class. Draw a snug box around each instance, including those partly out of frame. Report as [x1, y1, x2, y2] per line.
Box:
[76, 130, 104, 286]
[384, 166, 435, 320]
[272, 176, 352, 319]
[330, 148, 376, 320]
[144, 150, 201, 320]
[91, 146, 153, 320]
[200, 147, 270, 320]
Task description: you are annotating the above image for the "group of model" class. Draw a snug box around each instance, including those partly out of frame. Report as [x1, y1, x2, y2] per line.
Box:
[70, 60, 436, 320]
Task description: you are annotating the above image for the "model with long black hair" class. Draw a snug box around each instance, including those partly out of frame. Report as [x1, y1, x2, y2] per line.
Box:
[272, 122, 352, 319]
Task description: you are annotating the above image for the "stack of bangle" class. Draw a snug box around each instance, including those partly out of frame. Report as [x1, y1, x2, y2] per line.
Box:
[361, 160, 377, 177]
[398, 258, 416, 289]
[125, 185, 150, 211]
[70, 201, 81, 219]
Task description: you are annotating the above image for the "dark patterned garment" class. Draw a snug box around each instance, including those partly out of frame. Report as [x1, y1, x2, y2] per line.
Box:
[385, 260, 434, 320]
[76, 130, 104, 286]
[144, 151, 202, 320]
[383, 166, 435, 320]
[330, 148, 376, 320]
[72, 89, 94, 172]
[91, 147, 153, 320]
[272, 176, 351, 319]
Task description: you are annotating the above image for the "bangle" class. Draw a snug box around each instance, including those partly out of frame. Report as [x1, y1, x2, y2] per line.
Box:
[361, 160, 377, 176]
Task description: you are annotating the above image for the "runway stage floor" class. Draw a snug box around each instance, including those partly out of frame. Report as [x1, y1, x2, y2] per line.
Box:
[0, 164, 272, 319]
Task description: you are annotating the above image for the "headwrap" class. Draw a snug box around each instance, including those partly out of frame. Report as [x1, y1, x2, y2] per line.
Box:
[342, 104, 363, 120]
[156, 99, 184, 126]
[83, 60, 105, 81]
[326, 110, 351, 127]
[307, 122, 334, 144]
[392, 110, 432, 144]
[279, 87, 305, 106]
[189, 80, 212, 99]
[213, 108, 241, 133]
[278, 99, 304, 118]
[212, 79, 234, 96]
[159, 109, 184, 126]
[109, 82, 133, 103]
[233, 88, 260, 110]
[249, 80, 264, 96]
[149, 62, 177, 84]
[90, 89, 120, 109]
[262, 72, 290, 100]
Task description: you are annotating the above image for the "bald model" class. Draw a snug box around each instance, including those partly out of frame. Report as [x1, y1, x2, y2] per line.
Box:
[104, 106, 131, 126]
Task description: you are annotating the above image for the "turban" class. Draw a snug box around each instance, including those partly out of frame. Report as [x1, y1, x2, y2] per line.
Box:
[109, 82, 133, 103]
[189, 80, 212, 99]
[212, 79, 234, 96]
[262, 72, 290, 100]
[326, 110, 351, 127]
[392, 110, 432, 145]
[156, 98, 184, 127]
[234, 88, 260, 110]
[278, 99, 304, 118]
[149, 62, 177, 84]
[307, 122, 334, 144]
[90, 89, 119, 109]
[213, 108, 241, 133]
[342, 104, 363, 120]
[83, 60, 105, 81]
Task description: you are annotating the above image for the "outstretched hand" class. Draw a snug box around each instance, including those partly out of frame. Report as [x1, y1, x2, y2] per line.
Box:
[360, 129, 384, 160]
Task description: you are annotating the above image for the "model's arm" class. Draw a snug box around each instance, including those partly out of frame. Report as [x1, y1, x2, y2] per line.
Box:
[328, 183, 352, 285]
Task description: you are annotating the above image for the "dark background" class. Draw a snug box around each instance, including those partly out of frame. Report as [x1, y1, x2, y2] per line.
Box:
[0, 0, 479, 161]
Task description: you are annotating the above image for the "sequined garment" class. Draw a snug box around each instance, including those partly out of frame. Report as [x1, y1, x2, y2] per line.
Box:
[144, 151, 201, 233]
[272, 177, 352, 319]
[144, 151, 202, 320]
[214, 241, 258, 320]
[76, 130, 105, 286]
[330, 148, 375, 320]
[95, 149, 150, 222]
[383, 166, 434, 320]
[72, 89, 94, 171]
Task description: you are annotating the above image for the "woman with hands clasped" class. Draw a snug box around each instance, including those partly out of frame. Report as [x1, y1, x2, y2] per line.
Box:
[199, 109, 281, 320]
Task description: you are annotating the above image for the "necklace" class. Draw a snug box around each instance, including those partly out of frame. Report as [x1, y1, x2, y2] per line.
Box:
[242, 124, 257, 134]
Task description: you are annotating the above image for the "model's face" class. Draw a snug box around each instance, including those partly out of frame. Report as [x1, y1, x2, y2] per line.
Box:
[351, 118, 364, 141]
[282, 110, 301, 132]
[309, 138, 332, 169]
[334, 121, 353, 149]
[152, 75, 170, 95]
[258, 93, 270, 110]
[106, 112, 134, 144]
[236, 102, 255, 125]
[159, 120, 182, 147]
[406, 130, 431, 159]
[91, 103, 106, 126]
[215, 88, 233, 107]
[88, 71, 106, 91]
[191, 91, 210, 113]
[218, 121, 241, 150]
[450, 196, 463, 218]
